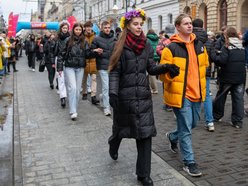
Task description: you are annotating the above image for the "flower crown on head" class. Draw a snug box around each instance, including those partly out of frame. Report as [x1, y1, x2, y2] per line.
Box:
[119, 8, 146, 29]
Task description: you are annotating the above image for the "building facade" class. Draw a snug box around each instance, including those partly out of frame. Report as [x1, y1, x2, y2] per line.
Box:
[179, 0, 248, 33]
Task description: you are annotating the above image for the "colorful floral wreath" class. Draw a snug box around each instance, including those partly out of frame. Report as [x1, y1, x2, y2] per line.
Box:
[119, 8, 146, 29]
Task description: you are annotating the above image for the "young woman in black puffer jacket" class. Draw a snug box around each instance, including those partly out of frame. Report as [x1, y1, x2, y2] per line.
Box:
[55, 22, 70, 108]
[211, 27, 246, 129]
[108, 9, 179, 186]
[57, 23, 100, 120]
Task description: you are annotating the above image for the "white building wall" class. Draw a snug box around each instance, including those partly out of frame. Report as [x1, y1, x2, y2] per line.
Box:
[84, 0, 179, 34]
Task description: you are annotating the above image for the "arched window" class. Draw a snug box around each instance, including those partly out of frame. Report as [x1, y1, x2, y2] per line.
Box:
[147, 17, 152, 30]
[168, 13, 173, 24]
[219, 0, 227, 29]
[199, 3, 207, 29]
[183, 6, 191, 15]
[158, 15, 163, 31]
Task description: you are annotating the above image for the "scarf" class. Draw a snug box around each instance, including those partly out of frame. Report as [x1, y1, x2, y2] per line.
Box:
[58, 32, 70, 40]
[125, 31, 146, 55]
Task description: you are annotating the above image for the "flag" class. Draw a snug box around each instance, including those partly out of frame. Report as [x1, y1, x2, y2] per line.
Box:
[67, 16, 77, 31]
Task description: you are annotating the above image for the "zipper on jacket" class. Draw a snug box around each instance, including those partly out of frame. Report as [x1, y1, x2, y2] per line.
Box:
[181, 44, 189, 107]
[194, 43, 203, 101]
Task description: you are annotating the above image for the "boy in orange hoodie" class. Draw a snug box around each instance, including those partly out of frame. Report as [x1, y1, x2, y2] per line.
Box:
[160, 14, 209, 177]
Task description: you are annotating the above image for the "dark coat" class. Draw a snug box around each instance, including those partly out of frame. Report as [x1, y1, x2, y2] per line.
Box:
[109, 42, 167, 139]
[44, 39, 56, 64]
[55, 33, 70, 71]
[91, 31, 115, 70]
[57, 37, 94, 70]
[211, 37, 246, 84]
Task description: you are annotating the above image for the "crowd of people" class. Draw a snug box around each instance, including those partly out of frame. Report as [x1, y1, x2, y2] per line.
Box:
[1, 8, 248, 186]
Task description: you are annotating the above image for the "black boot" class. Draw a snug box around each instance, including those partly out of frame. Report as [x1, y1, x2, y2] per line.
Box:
[91, 96, 99, 105]
[13, 63, 18, 72]
[82, 94, 87, 100]
[50, 84, 54, 89]
[137, 176, 153, 186]
[61, 98, 66, 108]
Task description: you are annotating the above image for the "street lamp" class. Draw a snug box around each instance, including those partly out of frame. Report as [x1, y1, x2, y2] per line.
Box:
[112, 4, 119, 30]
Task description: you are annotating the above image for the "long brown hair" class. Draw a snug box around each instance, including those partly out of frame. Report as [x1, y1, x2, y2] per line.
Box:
[225, 27, 239, 47]
[108, 28, 127, 71]
[68, 22, 85, 49]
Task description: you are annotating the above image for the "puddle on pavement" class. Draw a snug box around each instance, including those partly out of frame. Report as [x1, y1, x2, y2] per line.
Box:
[0, 92, 13, 131]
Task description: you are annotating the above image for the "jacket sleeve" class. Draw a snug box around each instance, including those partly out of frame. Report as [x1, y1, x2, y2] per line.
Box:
[210, 45, 228, 67]
[85, 41, 97, 59]
[109, 60, 121, 96]
[159, 47, 174, 82]
[147, 44, 167, 75]
[90, 38, 100, 57]
[57, 40, 68, 72]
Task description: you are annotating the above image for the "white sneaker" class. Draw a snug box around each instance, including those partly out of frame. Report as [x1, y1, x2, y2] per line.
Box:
[32, 69, 35, 72]
[71, 113, 77, 120]
[206, 122, 215, 132]
[104, 109, 111, 116]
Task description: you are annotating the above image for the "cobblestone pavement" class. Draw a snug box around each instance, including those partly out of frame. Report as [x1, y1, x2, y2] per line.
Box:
[11, 58, 194, 185]
[151, 79, 248, 186]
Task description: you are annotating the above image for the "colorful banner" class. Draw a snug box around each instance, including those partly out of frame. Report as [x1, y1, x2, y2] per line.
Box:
[7, 13, 19, 37]
[12, 14, 19, 36]
[67, 16, 77, 31]
[16, 22, 59, 32]
[7, 12, 13, 38]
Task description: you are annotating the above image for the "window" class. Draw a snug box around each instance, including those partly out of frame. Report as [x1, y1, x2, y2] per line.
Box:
[158, 15, 163, 31]
[219, 0, 227, 29]
[147, 17, 152, 30]
[168, 13, 173, 24]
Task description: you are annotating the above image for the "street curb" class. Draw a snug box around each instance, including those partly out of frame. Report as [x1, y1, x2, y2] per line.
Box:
[151, 152, 194, 186]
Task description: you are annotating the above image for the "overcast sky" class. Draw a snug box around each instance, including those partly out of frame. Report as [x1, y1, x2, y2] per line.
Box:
[1, 0, 37, 21]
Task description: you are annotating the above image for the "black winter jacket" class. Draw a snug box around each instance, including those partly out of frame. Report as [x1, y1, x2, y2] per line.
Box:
[26, 40, 36, 53]
[44, 39, 56, 64]
[109, 42, 167, 139]
[211, 37, 246, 84]
[57, 37, 94, 70]
[55, 33, 70, 71]
[91, 31, 115, 70]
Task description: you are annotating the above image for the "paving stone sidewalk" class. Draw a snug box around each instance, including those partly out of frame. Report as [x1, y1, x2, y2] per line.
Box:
[13, 59, 193, 185]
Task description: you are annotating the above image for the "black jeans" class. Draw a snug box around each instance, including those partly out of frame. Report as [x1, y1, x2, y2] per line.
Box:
[108, 135, 152, 177]
[213, 83, 244, 125]
[28, 53, 35, 69]
[45, 63, 55, 86]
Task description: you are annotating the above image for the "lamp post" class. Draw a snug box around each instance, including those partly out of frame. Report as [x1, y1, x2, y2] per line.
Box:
[112, 4, 119, 30]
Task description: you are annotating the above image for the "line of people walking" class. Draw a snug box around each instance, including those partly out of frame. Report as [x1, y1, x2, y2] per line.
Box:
[17, 8, 248, 186]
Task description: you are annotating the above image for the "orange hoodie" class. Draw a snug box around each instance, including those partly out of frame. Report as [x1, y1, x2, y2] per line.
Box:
[170, 34, 201, 102]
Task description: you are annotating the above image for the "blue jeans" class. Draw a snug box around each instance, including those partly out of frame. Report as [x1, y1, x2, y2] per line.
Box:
[203, 77, 214, 125]
[64, 67, 84, 114]
[171, 98, 201, 165]
[98, 70, 110, 110]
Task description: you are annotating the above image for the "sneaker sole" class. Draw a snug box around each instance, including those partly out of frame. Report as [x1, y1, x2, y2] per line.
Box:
[183, 167, 202, 177]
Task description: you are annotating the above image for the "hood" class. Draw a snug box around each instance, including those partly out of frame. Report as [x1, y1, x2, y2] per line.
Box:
[146, 33, 159, 41]
[228, 37, 244, 49]
[193, 27, 208, 44]
[170, 33, 196, 44]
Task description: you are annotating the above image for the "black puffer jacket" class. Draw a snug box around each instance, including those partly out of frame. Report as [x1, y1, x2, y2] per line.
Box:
[57, 37, 93, 70]
[56, 33, 70, 71]
[44, 39, 56, 64]
[109, 42, 167, 139]
[211, 37, 246, 84]
[91, 31, 115, 70]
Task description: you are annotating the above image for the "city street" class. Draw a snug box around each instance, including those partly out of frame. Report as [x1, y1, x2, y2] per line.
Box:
[0, 55, 248, 185]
